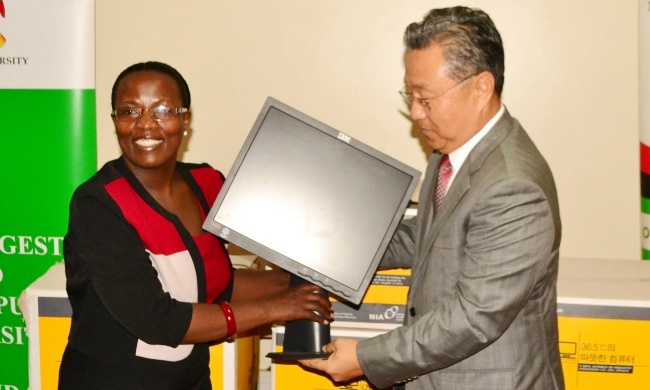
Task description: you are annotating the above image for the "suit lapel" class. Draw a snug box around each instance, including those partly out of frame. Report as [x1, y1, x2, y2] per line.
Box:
[414, 109, 516, 267]
[417, 153, 440, 243]
[413, 165, 469, 276]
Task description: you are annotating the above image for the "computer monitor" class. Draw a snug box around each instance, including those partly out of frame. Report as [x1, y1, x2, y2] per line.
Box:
[203, 97, 420, 305]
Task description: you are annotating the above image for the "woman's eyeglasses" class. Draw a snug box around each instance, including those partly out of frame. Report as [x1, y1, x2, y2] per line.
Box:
[111, 106, 189, 122]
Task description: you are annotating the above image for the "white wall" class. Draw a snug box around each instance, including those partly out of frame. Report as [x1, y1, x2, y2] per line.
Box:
[96, 0, 640, 261]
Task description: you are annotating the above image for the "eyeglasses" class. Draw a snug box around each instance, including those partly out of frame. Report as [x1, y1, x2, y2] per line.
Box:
[400, 74, 476, 111]
[111, 105, 189, 122]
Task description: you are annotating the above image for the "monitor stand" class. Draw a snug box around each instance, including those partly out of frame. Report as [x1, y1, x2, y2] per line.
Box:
[266, 274, 331, 360]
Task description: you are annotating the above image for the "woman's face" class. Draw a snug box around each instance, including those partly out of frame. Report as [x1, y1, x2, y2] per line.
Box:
[112, 70, 190, 172]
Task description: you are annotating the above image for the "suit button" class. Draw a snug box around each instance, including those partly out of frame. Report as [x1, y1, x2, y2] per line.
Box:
[409, 307, 416, 317]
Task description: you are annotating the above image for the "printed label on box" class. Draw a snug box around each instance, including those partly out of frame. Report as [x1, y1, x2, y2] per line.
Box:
[558, 303, 650, 389]
[331, 269, 410, 328]
[332, 302, 405, 325]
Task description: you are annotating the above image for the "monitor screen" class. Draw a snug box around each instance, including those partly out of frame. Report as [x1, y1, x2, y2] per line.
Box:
[203, 97, 420, 304]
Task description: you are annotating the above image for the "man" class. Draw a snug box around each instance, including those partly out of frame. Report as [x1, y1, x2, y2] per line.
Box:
[301, 6, 564, 390]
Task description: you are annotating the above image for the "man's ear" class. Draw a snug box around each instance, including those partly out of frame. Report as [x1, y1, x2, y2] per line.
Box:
[473, 70, 496, 103]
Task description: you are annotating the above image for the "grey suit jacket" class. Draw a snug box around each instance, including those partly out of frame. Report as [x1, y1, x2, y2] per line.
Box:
[357, 110, 564, 390]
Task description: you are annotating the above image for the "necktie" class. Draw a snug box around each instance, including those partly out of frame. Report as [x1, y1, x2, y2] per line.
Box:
[434, 154, 452, 213]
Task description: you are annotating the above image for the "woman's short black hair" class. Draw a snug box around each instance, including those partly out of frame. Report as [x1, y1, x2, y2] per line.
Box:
[111, 61, 191, 109]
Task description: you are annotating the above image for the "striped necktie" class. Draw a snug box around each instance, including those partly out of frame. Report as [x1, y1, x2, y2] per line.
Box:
[434, 154, 452, 213]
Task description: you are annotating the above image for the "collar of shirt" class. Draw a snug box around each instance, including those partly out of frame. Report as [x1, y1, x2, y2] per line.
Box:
[447, 104, 505, 187]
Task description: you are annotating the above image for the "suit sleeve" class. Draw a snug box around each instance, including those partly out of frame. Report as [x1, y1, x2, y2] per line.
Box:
[378, 217, 417, 270]
[357, 177, 556, 388]
[379, 152, 437, 271]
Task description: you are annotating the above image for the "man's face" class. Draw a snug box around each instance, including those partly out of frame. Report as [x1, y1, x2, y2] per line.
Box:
[403, 44, 479, 154]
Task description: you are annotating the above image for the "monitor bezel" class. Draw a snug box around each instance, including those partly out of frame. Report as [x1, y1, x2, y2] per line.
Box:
[203, 96, 421, 304]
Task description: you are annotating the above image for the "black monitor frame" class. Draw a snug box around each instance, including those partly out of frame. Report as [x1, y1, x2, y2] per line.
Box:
[203, 97, 420, 305]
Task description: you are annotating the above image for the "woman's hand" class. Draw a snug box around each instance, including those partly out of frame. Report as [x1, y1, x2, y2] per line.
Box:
[262, 282, 333, 324]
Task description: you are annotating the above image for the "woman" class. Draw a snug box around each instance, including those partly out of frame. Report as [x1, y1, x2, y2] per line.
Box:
[59, 61, 332, 389]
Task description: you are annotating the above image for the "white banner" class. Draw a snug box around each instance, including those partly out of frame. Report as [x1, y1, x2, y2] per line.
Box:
[0, 0, 94, 89]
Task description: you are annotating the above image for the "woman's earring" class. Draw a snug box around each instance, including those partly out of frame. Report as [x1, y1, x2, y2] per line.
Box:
[183, 130, 188, 136]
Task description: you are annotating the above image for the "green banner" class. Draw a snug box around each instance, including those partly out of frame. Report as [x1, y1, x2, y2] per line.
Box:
[0, 89, 96, 388]
[0, 1, 96, 388]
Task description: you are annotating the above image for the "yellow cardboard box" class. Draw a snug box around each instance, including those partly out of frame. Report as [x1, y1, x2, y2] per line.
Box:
[556, 257, 650, 389]
[36, 312, 256, 390]
[21, 262, 256, 390]
[558, 307, 650, 389]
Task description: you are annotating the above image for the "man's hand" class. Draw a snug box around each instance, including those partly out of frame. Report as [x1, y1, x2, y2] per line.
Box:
[299, 338, 364, 382]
